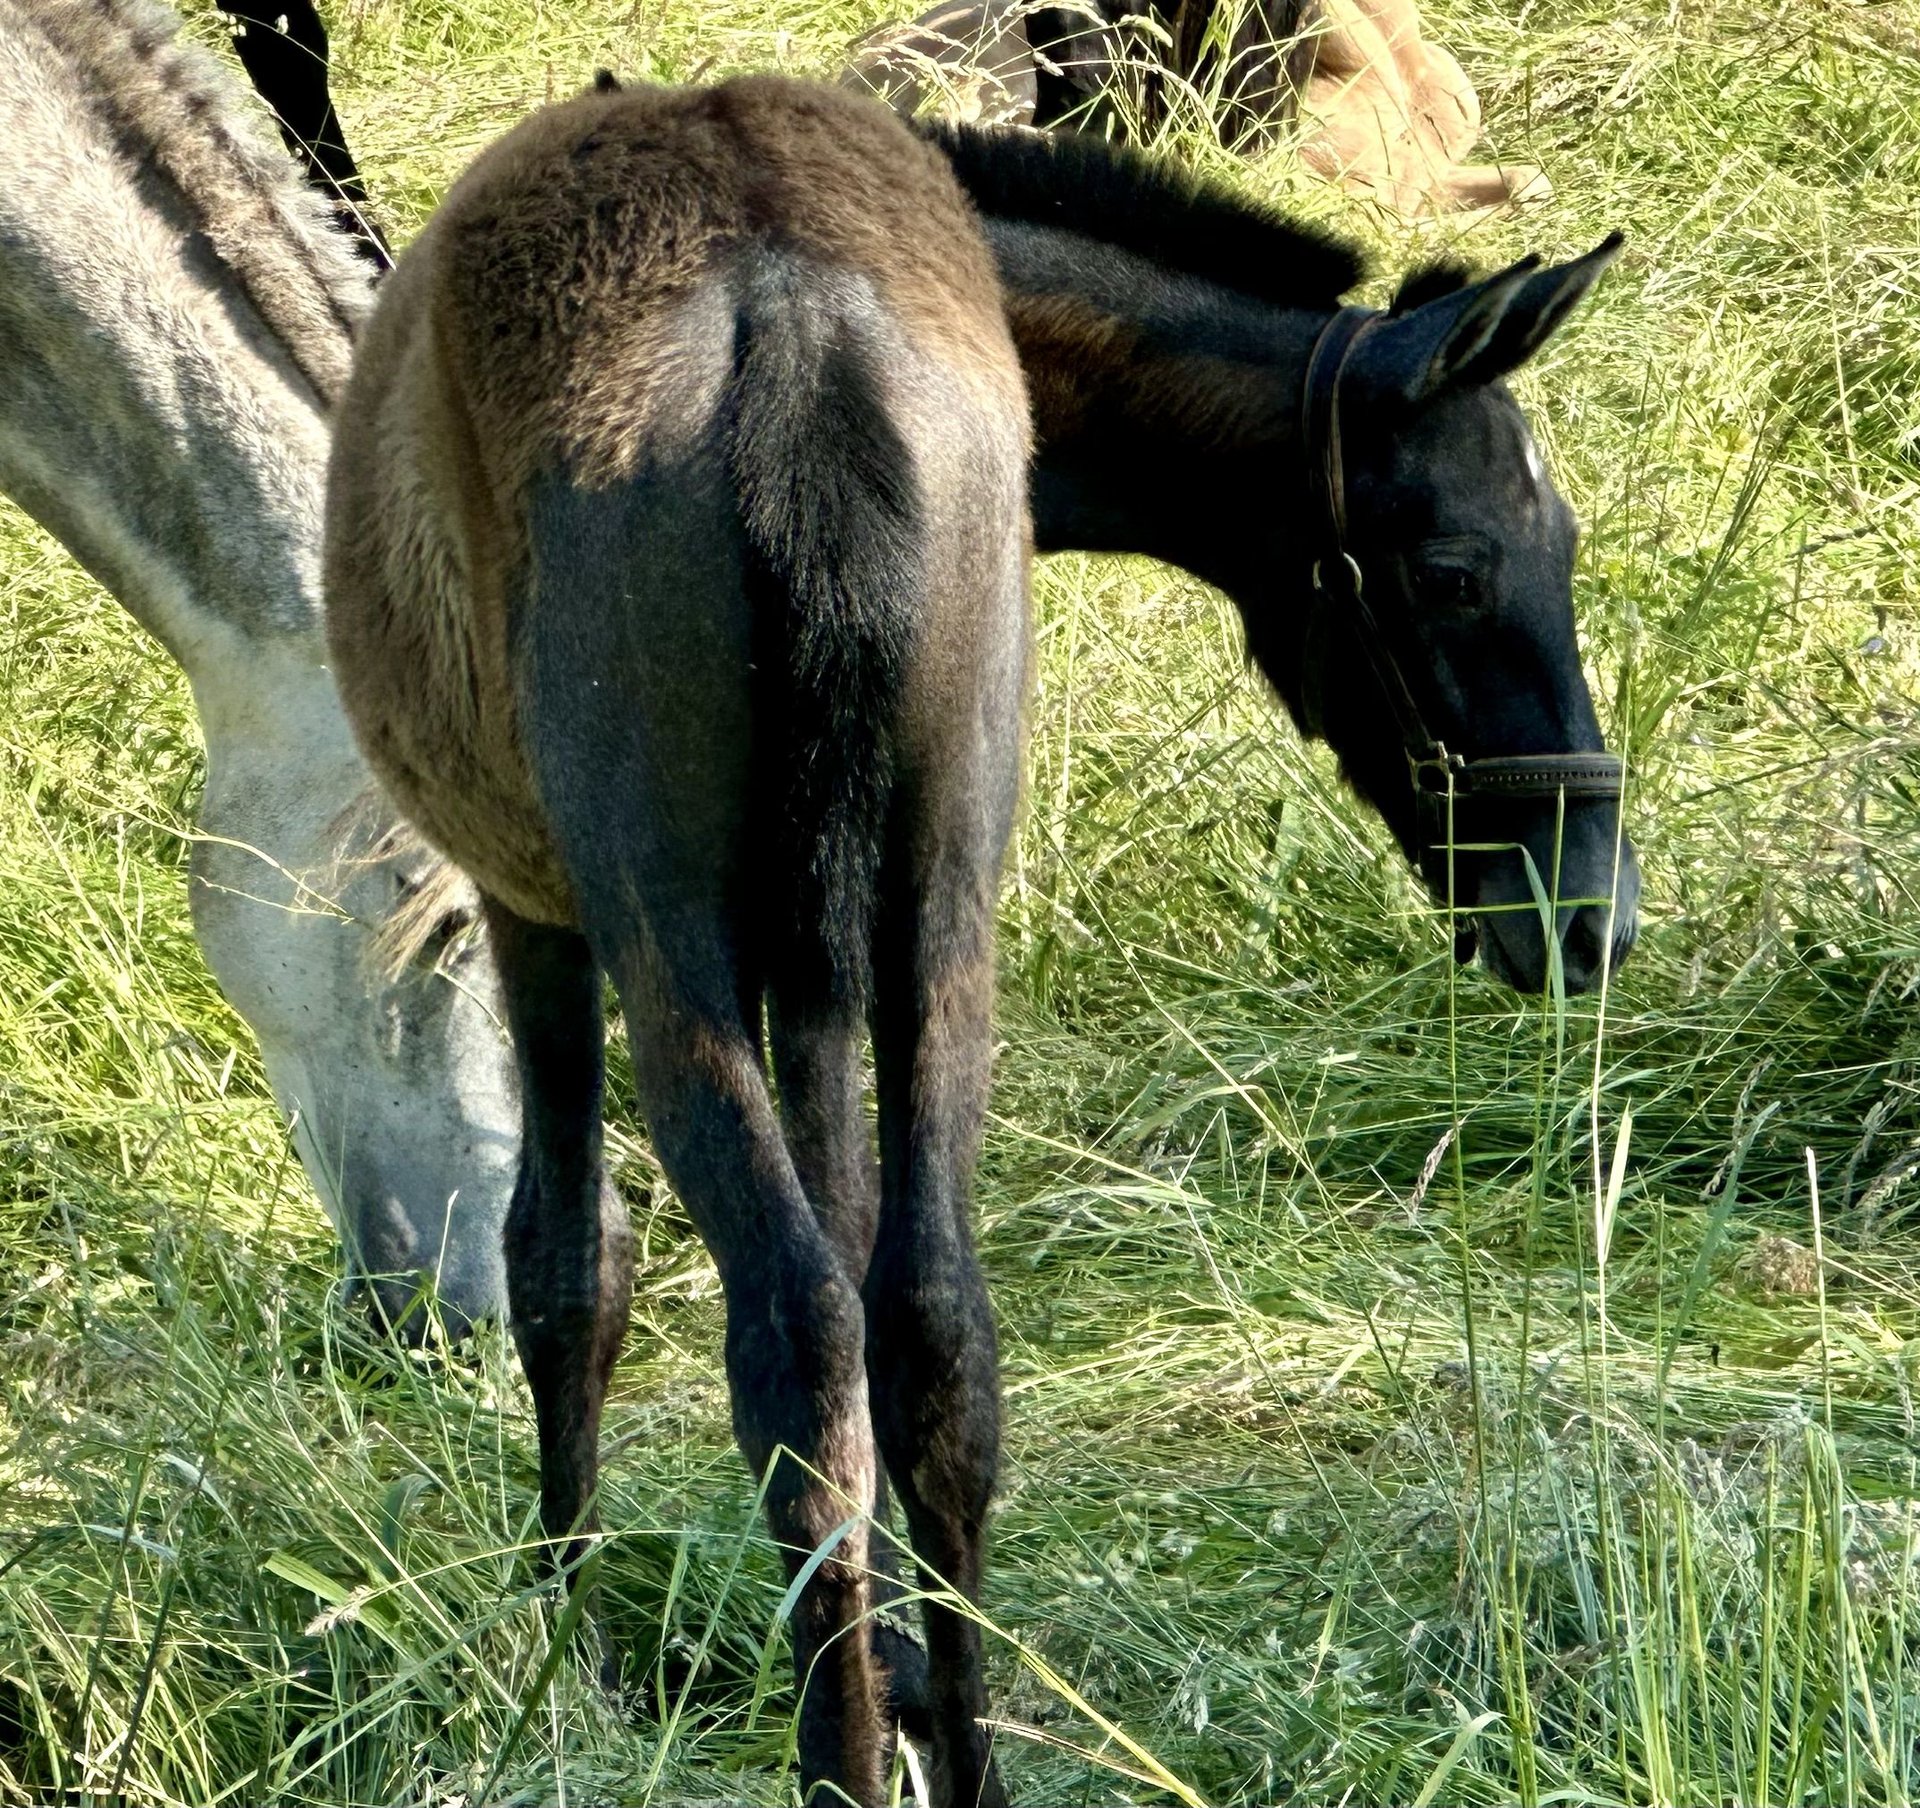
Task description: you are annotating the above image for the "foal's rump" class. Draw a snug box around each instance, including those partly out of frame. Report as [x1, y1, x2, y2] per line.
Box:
[324, 76, 1028, 949]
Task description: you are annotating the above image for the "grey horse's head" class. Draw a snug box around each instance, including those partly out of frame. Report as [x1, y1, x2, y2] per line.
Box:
[186, 731, 518, 1332]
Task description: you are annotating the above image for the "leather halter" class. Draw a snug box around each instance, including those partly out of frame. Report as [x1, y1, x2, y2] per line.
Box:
[1299, 305, 1625, 893]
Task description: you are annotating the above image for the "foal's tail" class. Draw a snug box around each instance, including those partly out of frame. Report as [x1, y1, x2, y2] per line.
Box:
[728, 255, 922, 1009]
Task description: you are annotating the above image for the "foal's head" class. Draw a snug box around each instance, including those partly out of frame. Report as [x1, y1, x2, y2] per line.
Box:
[1254, 238, 1639, 995]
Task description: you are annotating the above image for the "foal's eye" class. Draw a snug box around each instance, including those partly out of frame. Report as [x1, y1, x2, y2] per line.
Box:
[1417, 561, 1483, 613]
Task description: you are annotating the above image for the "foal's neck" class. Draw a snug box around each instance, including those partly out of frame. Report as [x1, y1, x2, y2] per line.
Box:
[983, 218, 1326, 598]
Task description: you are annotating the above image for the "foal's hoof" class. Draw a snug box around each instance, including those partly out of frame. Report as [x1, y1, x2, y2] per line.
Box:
[873, 1617, 932, 1744]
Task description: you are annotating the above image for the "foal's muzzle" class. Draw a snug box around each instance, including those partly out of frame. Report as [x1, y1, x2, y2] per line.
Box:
[1444, 795, 1641, 997]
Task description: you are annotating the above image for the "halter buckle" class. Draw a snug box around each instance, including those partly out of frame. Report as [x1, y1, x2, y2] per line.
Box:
[1410, 748, 1465, 795]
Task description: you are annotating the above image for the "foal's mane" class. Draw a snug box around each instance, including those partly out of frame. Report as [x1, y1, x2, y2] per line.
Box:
[920, 121, 1364, 308]
[31, 0, 374, 407]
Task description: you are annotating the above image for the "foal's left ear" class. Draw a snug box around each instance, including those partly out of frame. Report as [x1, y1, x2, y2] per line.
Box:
[1377, 232, 1624, 406]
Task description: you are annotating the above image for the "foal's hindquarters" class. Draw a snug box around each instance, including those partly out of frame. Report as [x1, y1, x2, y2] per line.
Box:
[325, 77, 1030, 1807]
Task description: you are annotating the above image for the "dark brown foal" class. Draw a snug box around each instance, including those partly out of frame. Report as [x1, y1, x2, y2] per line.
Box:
[325, 76, 1029, 1807]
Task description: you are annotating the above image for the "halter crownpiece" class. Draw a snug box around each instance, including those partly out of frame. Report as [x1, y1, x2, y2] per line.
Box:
[1298, 304, 1625, 882]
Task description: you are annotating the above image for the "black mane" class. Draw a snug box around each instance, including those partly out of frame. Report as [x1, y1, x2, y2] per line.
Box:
[921, 121, 1364, 310]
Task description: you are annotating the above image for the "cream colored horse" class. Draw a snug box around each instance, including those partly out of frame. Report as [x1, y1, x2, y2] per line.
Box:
[844, 0, 1548, 217]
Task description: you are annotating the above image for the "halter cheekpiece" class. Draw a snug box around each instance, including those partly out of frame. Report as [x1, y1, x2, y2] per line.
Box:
[1299, 305, 1625, 889]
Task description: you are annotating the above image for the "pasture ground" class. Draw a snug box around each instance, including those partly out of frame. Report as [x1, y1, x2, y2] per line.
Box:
[6, 0, 1920, 1801]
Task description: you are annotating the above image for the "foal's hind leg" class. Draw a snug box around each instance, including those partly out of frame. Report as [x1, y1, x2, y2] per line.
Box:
[516, 458, 891, 1800]
[615, 955, 888, 1801]
[870, 863, 1008, 1808]
[767, 995, 881, 1272]
[769, 992, 932, 1740]
[483, 901, 633, 1581]
[857, 495, 1026, 1808]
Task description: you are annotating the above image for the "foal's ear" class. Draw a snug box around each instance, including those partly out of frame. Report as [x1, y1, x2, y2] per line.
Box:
[1376, 233, 1624, 405]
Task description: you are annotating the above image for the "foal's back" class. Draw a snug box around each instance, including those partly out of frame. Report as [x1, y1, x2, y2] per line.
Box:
[327, 76, 1025, 928]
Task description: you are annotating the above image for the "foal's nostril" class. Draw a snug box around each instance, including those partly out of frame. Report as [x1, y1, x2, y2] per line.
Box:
[1559, 908, 1599, 993]
[1560, 903, 1631, 994]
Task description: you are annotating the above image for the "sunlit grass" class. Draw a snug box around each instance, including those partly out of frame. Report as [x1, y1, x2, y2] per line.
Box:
[5, 0, 1920, 1801]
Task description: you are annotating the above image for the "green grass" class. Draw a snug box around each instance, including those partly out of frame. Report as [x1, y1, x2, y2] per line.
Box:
[7, 0, 1920, 1800]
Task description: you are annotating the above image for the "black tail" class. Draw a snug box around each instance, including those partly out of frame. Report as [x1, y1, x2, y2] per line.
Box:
[728, 255, 923, 1012]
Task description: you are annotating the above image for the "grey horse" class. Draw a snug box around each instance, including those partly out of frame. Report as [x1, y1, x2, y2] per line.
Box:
[0, 0, 515, 1326]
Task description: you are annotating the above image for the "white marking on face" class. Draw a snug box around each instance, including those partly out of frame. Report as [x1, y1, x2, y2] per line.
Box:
[1522, 431, 1548, 495]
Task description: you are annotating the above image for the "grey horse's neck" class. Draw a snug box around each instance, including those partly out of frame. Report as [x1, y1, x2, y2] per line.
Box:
[0, 0, 372, 663]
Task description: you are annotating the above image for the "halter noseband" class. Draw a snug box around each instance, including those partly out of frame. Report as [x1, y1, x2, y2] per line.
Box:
[1300, 305, 1625, 895]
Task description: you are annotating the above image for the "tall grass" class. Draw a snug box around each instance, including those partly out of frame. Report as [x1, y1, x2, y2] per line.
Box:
[5, 0, 1920, 1800]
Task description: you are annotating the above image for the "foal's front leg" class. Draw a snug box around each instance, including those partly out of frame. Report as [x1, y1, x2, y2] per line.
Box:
[484, 902, 634, 1578]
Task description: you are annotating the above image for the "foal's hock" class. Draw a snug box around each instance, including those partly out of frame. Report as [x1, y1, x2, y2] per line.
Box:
[325, 76, 1028, 1808]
